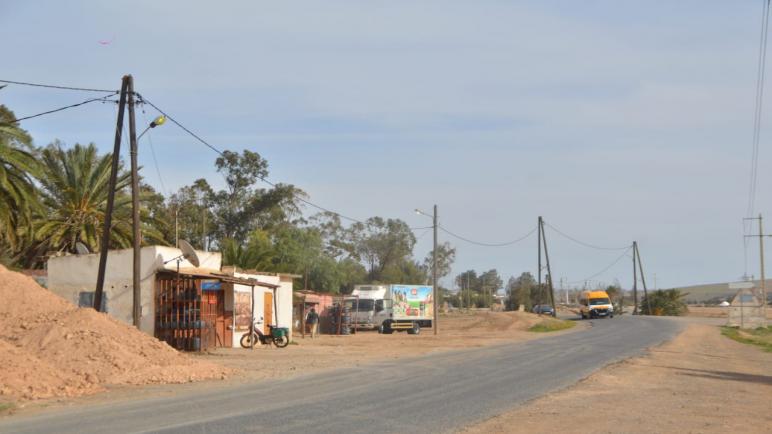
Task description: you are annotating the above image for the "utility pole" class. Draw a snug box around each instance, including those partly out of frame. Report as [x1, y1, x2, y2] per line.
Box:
[95, 76, 129, 312]
[432, 204, 438, 335]
[540, 218, 557, 316]
[632, 241, 638, 315]
[744, 214, 769, 323]
[537, 216, 543, 309]
[127, 75, 142, 328]
[466, 272, 470, 312]
[759, 215, 766, 319]
[635, 242, 651, 315]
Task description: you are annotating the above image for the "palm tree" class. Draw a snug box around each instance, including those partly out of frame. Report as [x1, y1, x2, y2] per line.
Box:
[35, 141, 167, 254]
[0, 105, 39, 250]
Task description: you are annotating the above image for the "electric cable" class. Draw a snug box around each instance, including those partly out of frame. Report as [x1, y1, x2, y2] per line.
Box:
[0, 78, 118, 93]
[1, 92, 118, 124]
[140, 106, 168, 196]
[438, 225, 537, 247]
[138, 94, 365, 224]
[566, 245, 633, 285]
[544, 222, 630, 251]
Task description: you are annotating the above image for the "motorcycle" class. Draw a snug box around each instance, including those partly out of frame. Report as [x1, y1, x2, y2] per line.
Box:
[240, 317, 290, 348]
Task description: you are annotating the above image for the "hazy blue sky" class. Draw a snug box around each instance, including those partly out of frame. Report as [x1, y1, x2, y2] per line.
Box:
[1, 1, 768, 290]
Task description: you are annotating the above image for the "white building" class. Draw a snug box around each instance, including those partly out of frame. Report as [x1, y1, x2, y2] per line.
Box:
[46, 246, 294, 350]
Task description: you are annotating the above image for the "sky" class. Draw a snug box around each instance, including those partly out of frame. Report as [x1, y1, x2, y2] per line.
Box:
[1, 0, 769, 291]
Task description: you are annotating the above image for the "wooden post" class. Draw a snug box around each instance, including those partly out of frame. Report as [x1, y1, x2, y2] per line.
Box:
[633, 241, 638, 315]
[127, 75, 141, 328]
[250, 285, 255, 349]
[94, 76, 129, 312]
[541, 220, 557, 316]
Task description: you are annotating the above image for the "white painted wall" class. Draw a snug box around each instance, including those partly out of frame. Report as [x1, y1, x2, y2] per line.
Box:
[232, 272, 294, 346]
[47, 246, 221, 335]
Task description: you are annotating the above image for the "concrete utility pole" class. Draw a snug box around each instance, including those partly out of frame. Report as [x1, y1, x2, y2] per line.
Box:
[759, 214, 766, 319]
[537, 216, 543, 308]
[95, 76, 130, 313]
[432, 204, 438, 335]
[744, 214, 769, 321]
[635, 242, 651, 315]
[632, 241, 638, 315]
[127, 75, 142, 328]
[540, 219, 557, 316]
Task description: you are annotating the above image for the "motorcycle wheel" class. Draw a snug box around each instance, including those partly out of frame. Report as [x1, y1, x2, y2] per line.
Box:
[273, 335, 290, 348]
[240, 332, 258, 348]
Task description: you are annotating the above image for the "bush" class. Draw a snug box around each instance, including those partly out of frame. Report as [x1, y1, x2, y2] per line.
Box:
[640, 289, 687, 316]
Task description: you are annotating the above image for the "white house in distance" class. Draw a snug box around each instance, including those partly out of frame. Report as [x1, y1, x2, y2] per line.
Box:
[46, 246, 294, 350]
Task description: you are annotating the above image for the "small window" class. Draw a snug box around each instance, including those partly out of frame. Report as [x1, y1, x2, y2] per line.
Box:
[79, 291, 107, 312]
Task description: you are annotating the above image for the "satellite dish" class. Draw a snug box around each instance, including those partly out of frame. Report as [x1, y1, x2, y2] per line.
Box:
[75, 242, 90, 255]
[178, 240, 200, 267]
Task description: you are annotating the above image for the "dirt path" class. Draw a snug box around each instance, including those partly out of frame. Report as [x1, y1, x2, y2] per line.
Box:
[462, 322, 772, 434]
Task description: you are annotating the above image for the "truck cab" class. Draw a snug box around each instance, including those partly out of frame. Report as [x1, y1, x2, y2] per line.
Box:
[579, 290, 614, 319]
[346, 285, 389, 330]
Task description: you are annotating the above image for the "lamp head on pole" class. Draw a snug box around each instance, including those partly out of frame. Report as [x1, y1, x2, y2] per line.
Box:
[150, 115, 166, 128]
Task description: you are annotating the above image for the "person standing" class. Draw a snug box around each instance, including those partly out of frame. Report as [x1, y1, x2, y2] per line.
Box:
[306, 307, 320, 338]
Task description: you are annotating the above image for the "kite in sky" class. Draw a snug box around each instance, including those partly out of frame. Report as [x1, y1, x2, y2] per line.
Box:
[98, 36, 115, 45]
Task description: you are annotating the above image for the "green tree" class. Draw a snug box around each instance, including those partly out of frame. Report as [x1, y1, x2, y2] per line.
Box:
[347, 217, 416, 282]
[209, 150, 303, 242]
[423, 242, 456, 281]
[0, 106, 39, 250]
[34, 142, 166, 254]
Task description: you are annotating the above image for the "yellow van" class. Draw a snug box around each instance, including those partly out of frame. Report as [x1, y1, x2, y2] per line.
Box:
[579, 290, 614, 319]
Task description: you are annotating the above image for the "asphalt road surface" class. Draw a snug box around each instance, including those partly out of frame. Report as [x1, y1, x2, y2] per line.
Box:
[0, 315, 682, 434]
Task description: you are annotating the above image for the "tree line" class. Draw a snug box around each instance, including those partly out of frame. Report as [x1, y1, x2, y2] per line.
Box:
[0, 104, 456, 293]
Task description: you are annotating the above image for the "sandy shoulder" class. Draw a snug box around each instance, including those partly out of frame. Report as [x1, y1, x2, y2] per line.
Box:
[461, 322, 772, 434]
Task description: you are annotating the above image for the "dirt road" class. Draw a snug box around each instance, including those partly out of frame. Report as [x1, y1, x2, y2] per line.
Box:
[463, 322, 772, 434]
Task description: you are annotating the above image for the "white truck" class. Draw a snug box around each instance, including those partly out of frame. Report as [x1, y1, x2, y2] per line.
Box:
[346, 284, 434, 335]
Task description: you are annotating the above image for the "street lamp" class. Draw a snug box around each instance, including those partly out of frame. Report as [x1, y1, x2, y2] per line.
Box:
[138, 115, 166, 140]
[416, 205, 439, 335]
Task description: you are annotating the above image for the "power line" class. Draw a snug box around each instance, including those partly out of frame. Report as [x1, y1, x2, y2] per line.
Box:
[747, 0, 772, 219]
[544, 221, 630, 251]
[0, 78, 117, 93]
[566, 246, 633, 285]
[137, 94, 365, 224]
[438, 225, 537, 247]
[1, 92, 118, 124]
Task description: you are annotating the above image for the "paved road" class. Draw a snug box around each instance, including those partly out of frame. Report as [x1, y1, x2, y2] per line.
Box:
[1, 316, 682, 434]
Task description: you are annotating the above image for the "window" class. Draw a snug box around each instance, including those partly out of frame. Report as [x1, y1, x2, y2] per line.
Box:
[590, 298, 610, 306]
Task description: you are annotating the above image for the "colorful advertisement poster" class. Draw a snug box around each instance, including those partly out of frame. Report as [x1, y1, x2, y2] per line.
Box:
[391, 285, 433, 319]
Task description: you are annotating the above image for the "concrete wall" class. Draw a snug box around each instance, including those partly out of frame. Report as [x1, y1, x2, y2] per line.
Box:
[47, 246, 222, 335]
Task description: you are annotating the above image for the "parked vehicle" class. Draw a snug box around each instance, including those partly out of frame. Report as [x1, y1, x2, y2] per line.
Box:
[240, 318, 290, 348]
[345, 284, 433, 335]
[579, 290, 614, 319]
[532, 304, 555, 315]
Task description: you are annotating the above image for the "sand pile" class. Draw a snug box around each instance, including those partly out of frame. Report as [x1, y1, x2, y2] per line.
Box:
[0, 265, 230, 402]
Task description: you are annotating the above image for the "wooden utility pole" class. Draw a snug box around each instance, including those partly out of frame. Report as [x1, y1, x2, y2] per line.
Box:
[540, 219, 557, 316]
[94, 76, 129, 312]
[127, 75, 142, 328]
[635, 242, 652, 315]
[632, 241, 638, 315]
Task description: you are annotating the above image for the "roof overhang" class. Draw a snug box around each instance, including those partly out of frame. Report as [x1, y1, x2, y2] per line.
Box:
[158, 268, 279, 289]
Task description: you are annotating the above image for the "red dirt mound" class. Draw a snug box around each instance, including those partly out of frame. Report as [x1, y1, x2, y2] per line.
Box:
[0, 265, 229, 402]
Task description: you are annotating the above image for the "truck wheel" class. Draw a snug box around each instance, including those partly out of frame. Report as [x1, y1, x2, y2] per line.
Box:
[407, 322, 420, 335]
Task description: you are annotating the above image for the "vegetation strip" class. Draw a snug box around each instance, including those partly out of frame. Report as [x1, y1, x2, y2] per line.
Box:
[720, 326, 772, 352]
[528, 319, 576, 333]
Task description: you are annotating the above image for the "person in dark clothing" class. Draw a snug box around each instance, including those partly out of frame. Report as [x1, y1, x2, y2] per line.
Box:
[306, 307, 320, 338]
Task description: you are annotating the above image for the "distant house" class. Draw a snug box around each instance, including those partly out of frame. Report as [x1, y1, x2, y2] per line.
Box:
[46, 246, 294, 350]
